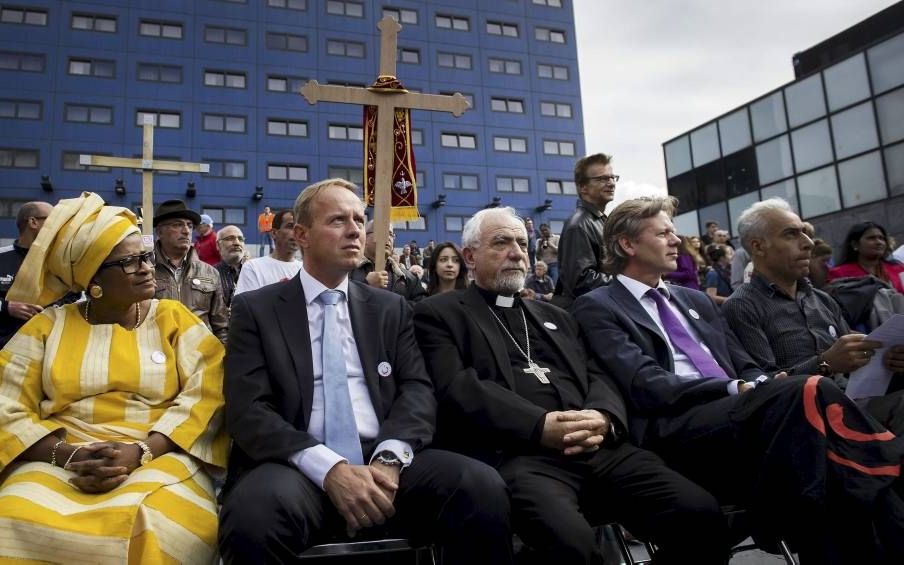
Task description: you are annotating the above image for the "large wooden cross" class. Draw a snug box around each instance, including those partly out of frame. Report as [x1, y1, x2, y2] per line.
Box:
[80, 115, 209, 243]
[301, 16, 470, 269]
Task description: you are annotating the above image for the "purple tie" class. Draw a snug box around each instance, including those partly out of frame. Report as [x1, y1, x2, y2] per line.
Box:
[646, 288, 729, 379]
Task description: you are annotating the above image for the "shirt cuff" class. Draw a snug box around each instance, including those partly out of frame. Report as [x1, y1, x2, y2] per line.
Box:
[727, 379, 741, 396]
[369, 439, 414, 468]
[289, 445, 347, 490]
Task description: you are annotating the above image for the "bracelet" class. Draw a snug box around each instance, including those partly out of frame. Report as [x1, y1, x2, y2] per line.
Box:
[49, 439, 65, 467]
[63, 446, 84, 469]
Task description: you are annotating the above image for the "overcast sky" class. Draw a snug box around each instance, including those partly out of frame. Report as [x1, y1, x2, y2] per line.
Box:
[574, 0, 898, 204]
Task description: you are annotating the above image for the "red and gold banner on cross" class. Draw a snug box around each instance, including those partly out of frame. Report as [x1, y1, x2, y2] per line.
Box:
[363, 76, 420, 222]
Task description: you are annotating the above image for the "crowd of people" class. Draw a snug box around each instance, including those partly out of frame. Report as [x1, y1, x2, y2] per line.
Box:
[0, 151, 902, 564]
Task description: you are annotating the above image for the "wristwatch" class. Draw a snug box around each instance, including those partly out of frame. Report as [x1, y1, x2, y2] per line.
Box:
[816, 353, 832, 376]
[374, 450, 403, 468]
[135, 440, 153, 466]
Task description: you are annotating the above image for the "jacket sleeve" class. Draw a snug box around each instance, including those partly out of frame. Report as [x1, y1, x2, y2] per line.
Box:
[559, 223, 606, 297]
[208, 270, 229, 344]
[664, 255, 698, 287]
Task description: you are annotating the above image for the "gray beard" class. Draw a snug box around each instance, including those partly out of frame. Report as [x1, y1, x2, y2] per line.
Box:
[495, 271, 525, 295]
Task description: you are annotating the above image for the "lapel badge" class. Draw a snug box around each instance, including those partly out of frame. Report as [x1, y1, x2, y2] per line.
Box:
[828, 325, 837, 338]
[377, 361, 392, 377]
[688, 308, 700, 320]
[191, 278, 201, 286]
[543, 321, 558, 331]
[151, 351, 167, 364]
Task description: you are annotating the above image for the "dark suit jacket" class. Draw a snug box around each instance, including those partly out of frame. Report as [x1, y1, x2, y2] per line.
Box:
[224, 275, 436, 487]
[572, 278, 762, 445]
[413, 285, 626, 465]
[554, 199, 608, 304]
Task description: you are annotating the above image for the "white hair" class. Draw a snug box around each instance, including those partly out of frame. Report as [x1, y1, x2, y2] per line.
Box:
[461, 207, 525, 249]
[737, 197, 793, 253]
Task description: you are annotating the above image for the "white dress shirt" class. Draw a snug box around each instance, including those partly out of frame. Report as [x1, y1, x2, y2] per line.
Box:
[288, 266, 414, 488]
[618, 274, 741, 395]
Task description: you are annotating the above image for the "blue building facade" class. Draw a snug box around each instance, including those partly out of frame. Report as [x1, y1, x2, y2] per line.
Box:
[0, 0, 585, 246]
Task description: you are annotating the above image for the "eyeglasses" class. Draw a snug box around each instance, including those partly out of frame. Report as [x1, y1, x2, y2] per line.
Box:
[587, 174, 620, 184]
[32, 216, 48, 221]
[159, 220, 194, 230]
[98, 251, 156, 274]
[218, 235, 245, 243]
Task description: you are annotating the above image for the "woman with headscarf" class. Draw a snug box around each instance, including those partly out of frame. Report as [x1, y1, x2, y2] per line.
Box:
[828, 221, 904, 293]
[0, 193, 228, 563]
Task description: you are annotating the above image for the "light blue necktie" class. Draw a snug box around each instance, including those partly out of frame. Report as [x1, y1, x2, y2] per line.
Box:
[318, 290, 364, 465]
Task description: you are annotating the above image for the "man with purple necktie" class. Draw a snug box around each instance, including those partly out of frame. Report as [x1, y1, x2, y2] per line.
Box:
[572, 196, 904, 565]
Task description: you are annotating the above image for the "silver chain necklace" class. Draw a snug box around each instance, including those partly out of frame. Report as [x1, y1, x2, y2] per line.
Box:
[487, 306, 551, 384]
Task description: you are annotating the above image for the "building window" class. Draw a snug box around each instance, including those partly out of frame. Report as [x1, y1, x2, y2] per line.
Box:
[327, 39, 365, 58]
[441, 133, 477, 149]
[532, 0, 563, 6]
[63, 151, 110, 171]
[267, 118, 308, 137]
[139, 19, 183, 39]
[437, 52, 472, 70]
[488, 57, 521, 75]
[494, 136, 527, 153]
[0, 148, 38, 168]
[399, 48, 420, 64]
[268, 0, 306, 9]
[205, 159, 246, 178]
[486, 20, 518, 37]
[203, 207, 246, 225]
[0, 6, 47, 26]
[540, 101, 572, 118]
[546, 179, 577, 195]
[537, 63, 568, 80]
[267, 74, 307, 93]
[411, 129, 423, 145]
[68, 58, 115, 78]
[497, 176, 529, 192]
[445, 215, 467, 232]
[268, 163, 308, 181]
[328, 124, 364, 141]
[383, 7, 417, 24]
[535, 27, 566, 43]
[204, 70, 246, 88]
[0, 98, 41, 119]
[490, 97, 524, 113]
[266, 32, 308, 52]
[326, 0, 363, 17]
[393, 217, 426, 231]
[543, 139, 575, 156]
[440, 90, 474, 108]
[435, 14, 469, 31]
[328, 166, 364, 185]
[443, 173, 478, 190]
[137, 63, 182, 83]
[65, 104, 113, 124]
[71, 13, 116, 33]
[0, 51, 44, 72]
[204, 25, 247, 46]
[202, 113, 247, 133]
[135, 110, 181, 129]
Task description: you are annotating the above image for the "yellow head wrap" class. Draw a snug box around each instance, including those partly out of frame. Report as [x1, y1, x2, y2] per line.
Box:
[7, 192, 140, 305]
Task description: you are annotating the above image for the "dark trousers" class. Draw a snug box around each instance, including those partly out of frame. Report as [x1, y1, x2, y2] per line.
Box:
[644, 375, 904, 565]
[218, 449, 512, 565]
[497, 442, 729, 565]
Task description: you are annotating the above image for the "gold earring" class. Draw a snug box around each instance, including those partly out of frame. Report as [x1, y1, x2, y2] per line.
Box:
[89, 285, 103, 299]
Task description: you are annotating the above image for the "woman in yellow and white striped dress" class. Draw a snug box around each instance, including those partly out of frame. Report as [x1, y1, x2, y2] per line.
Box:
[0, 193, 228, 564]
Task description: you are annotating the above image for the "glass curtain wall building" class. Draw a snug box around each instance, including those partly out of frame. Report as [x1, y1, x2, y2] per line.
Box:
[0, 0, 584, 244]
[663, 29, 904, 249]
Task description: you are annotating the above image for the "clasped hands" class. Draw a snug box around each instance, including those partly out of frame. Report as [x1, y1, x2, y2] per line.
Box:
[323, 461, 400, 536]
[541, 409, 610, 456]
[64, 441, 143, 494]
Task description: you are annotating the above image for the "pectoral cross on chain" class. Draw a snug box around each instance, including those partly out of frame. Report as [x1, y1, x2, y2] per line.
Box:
[524, 362, 551, 384]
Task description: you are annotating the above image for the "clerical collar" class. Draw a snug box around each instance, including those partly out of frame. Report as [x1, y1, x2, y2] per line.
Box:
[475, 284, 519, 308]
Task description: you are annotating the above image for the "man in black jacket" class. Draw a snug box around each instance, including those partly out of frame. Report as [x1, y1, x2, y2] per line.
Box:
[414, 207, 728, 565]
[554, 153, 617, 307]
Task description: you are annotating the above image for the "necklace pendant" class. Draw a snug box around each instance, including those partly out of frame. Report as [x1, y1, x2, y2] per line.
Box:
[524, 362, 551, 384]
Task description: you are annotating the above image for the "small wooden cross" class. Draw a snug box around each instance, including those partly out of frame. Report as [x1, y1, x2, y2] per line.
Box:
[301, 16, 470, 269]
[80, 115, 210, 242]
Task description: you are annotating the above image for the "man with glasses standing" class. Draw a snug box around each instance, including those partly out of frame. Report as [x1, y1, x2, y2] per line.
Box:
[214, 225, 247, 309]
[152, 199, 228, 343]
[0, 201, 79, 346]
[554, 153, 618, 308]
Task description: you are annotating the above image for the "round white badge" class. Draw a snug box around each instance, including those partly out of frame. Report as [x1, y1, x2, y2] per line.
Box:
[688, 309, 700, 320]
[829, 325, 837, 338]
[377, 362, 392, 377]
[191, 278, 201, 286]
[151, 351, 166, 364]
[543, 322, 558, 331]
